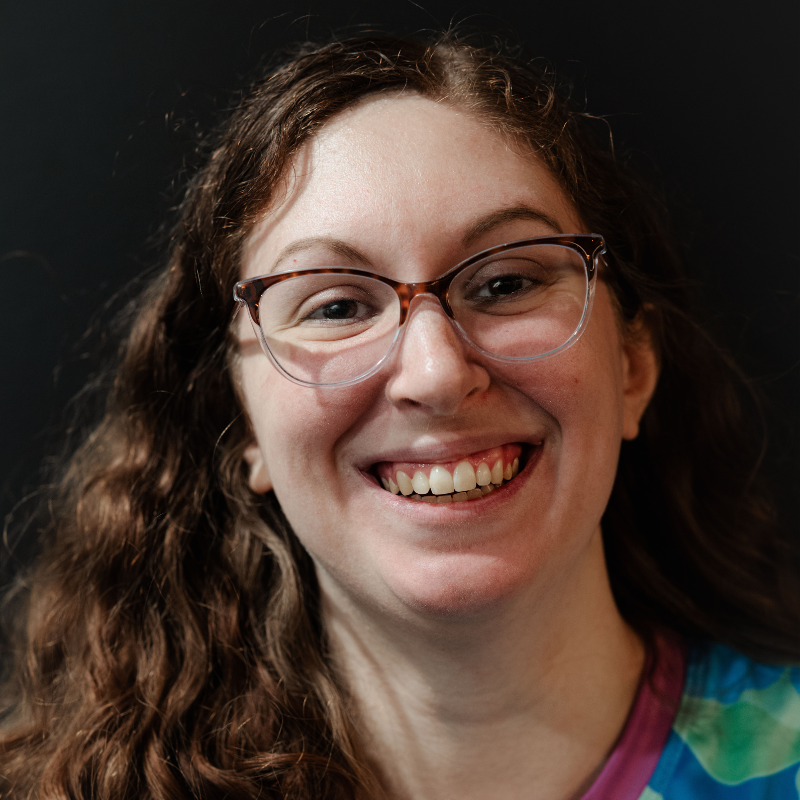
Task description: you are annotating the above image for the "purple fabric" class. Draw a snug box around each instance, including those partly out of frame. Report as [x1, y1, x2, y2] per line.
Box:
[580, 635, 686, 800]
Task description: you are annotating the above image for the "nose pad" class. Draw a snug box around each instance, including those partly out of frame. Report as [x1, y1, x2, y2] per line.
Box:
[400, 292, 463, 342]
[384, 293, 490, 413]
[388, 292, 471, 364]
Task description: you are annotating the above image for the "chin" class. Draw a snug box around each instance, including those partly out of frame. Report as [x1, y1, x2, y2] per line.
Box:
[382, 550, 540, 620]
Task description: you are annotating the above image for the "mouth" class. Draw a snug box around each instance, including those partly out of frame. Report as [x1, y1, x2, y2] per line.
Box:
[371, 443, 536, 503]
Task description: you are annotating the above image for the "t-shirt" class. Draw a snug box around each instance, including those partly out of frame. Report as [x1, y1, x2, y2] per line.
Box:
[582, 636, 800, 799]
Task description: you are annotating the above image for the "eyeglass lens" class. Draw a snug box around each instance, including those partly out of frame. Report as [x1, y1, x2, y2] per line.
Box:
[255, 243, 589, 385]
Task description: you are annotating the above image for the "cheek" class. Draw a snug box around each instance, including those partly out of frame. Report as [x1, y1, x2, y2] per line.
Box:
[502, 285, 626, 415]
[554, 321, 628, 519]
[240, 359, 381, 488]
[556, 289, 628, 430]
[502, 349, 625, 446]
[502, 306, 627, 510]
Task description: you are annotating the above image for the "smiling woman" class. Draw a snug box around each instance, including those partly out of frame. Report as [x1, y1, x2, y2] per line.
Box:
[234, 95, 649, 635]
[1, 35, 798, 800]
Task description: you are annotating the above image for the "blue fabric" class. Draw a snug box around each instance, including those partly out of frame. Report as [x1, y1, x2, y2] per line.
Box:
[641, 643, 800, 799]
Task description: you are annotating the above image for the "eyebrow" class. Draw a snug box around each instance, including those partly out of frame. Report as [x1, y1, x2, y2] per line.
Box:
[461, 206, 563, 247]
[270, 237, 373, 272]
[267, 205, 563, 272]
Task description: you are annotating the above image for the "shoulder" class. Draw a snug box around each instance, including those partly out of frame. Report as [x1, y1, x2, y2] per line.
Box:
[644, 641, 800, 799]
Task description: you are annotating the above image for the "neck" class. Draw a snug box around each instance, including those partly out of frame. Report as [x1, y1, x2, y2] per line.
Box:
[321, 530, 644, 800]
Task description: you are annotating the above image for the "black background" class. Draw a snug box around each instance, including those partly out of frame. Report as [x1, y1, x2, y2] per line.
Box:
[1, 0, 798, 571]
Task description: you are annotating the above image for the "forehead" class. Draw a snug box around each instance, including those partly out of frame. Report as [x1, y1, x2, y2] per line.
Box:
[242, 93, 582, 280]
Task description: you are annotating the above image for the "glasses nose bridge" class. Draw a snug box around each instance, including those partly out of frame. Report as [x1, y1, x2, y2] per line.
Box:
[394, 275, 454, 327]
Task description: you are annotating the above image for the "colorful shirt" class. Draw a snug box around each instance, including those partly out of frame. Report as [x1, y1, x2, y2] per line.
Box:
[583, 638, 800, 799]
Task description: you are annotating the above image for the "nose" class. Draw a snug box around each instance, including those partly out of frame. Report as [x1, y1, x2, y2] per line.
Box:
[384, 295, 490, 415]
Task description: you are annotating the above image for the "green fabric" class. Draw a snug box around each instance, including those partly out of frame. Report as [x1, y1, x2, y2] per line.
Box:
[673, 667, 800, 785]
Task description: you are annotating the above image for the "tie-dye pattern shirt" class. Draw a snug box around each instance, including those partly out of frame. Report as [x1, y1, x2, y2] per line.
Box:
[583, 639, 800, 799]
[643, 642, 800, 798]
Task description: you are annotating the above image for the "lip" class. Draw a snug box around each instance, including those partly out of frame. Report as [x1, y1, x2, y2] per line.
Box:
[360, 443, 544, 511]
[355, 433, 546, 473]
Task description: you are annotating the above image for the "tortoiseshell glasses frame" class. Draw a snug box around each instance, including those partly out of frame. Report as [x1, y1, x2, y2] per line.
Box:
[233, 233, 605, 388]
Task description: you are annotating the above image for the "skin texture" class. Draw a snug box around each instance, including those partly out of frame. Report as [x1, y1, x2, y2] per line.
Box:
[236, 95, 659, 800]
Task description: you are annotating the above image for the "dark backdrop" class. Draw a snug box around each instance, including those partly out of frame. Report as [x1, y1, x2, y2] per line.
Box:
[2, 0, 798, 572]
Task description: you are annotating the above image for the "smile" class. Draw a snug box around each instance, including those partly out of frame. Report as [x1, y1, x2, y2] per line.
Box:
[373, 444, 530, 503]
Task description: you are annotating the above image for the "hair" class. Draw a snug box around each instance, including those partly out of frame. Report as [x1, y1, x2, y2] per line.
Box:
[1, 33, 797, 799]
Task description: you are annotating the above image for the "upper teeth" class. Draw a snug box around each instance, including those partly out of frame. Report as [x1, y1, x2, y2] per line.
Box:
[429, 465, 454, 494]
[380, 455, 520, 501]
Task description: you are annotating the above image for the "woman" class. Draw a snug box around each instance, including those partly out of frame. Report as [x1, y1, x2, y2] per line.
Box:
[1, 35, 798, 799]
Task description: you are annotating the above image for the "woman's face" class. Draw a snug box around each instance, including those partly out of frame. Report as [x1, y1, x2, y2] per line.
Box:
[236, 94, 657, 621]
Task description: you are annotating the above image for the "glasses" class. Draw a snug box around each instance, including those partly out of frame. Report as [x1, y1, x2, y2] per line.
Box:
[233, 233, 605, 387]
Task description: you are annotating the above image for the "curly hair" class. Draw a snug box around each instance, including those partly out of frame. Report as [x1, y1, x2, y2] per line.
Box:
[1, 34, 797, 799]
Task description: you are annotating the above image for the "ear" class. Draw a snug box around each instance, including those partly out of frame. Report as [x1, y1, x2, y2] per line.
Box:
[621, 317, 660, 441]
[243, 441, 273, 494]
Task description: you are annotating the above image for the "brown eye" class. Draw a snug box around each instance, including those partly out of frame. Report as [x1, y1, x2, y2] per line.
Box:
[484, 276, 532, 297]
[318, 300, 359, 319]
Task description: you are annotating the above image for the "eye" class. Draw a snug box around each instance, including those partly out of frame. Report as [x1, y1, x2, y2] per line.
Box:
[462, 258, 547, 305]
[306, 298, 361, 321]
[474, 274, 537, 299]
[259, 274, 400, 344]
[299, 292, 378, 325]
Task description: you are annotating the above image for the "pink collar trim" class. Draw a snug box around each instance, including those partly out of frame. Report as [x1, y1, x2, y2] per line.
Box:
[580, 633, 686, 800]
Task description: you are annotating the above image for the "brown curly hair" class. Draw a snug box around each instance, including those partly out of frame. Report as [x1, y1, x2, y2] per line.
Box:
[1, 34, 797, 799]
